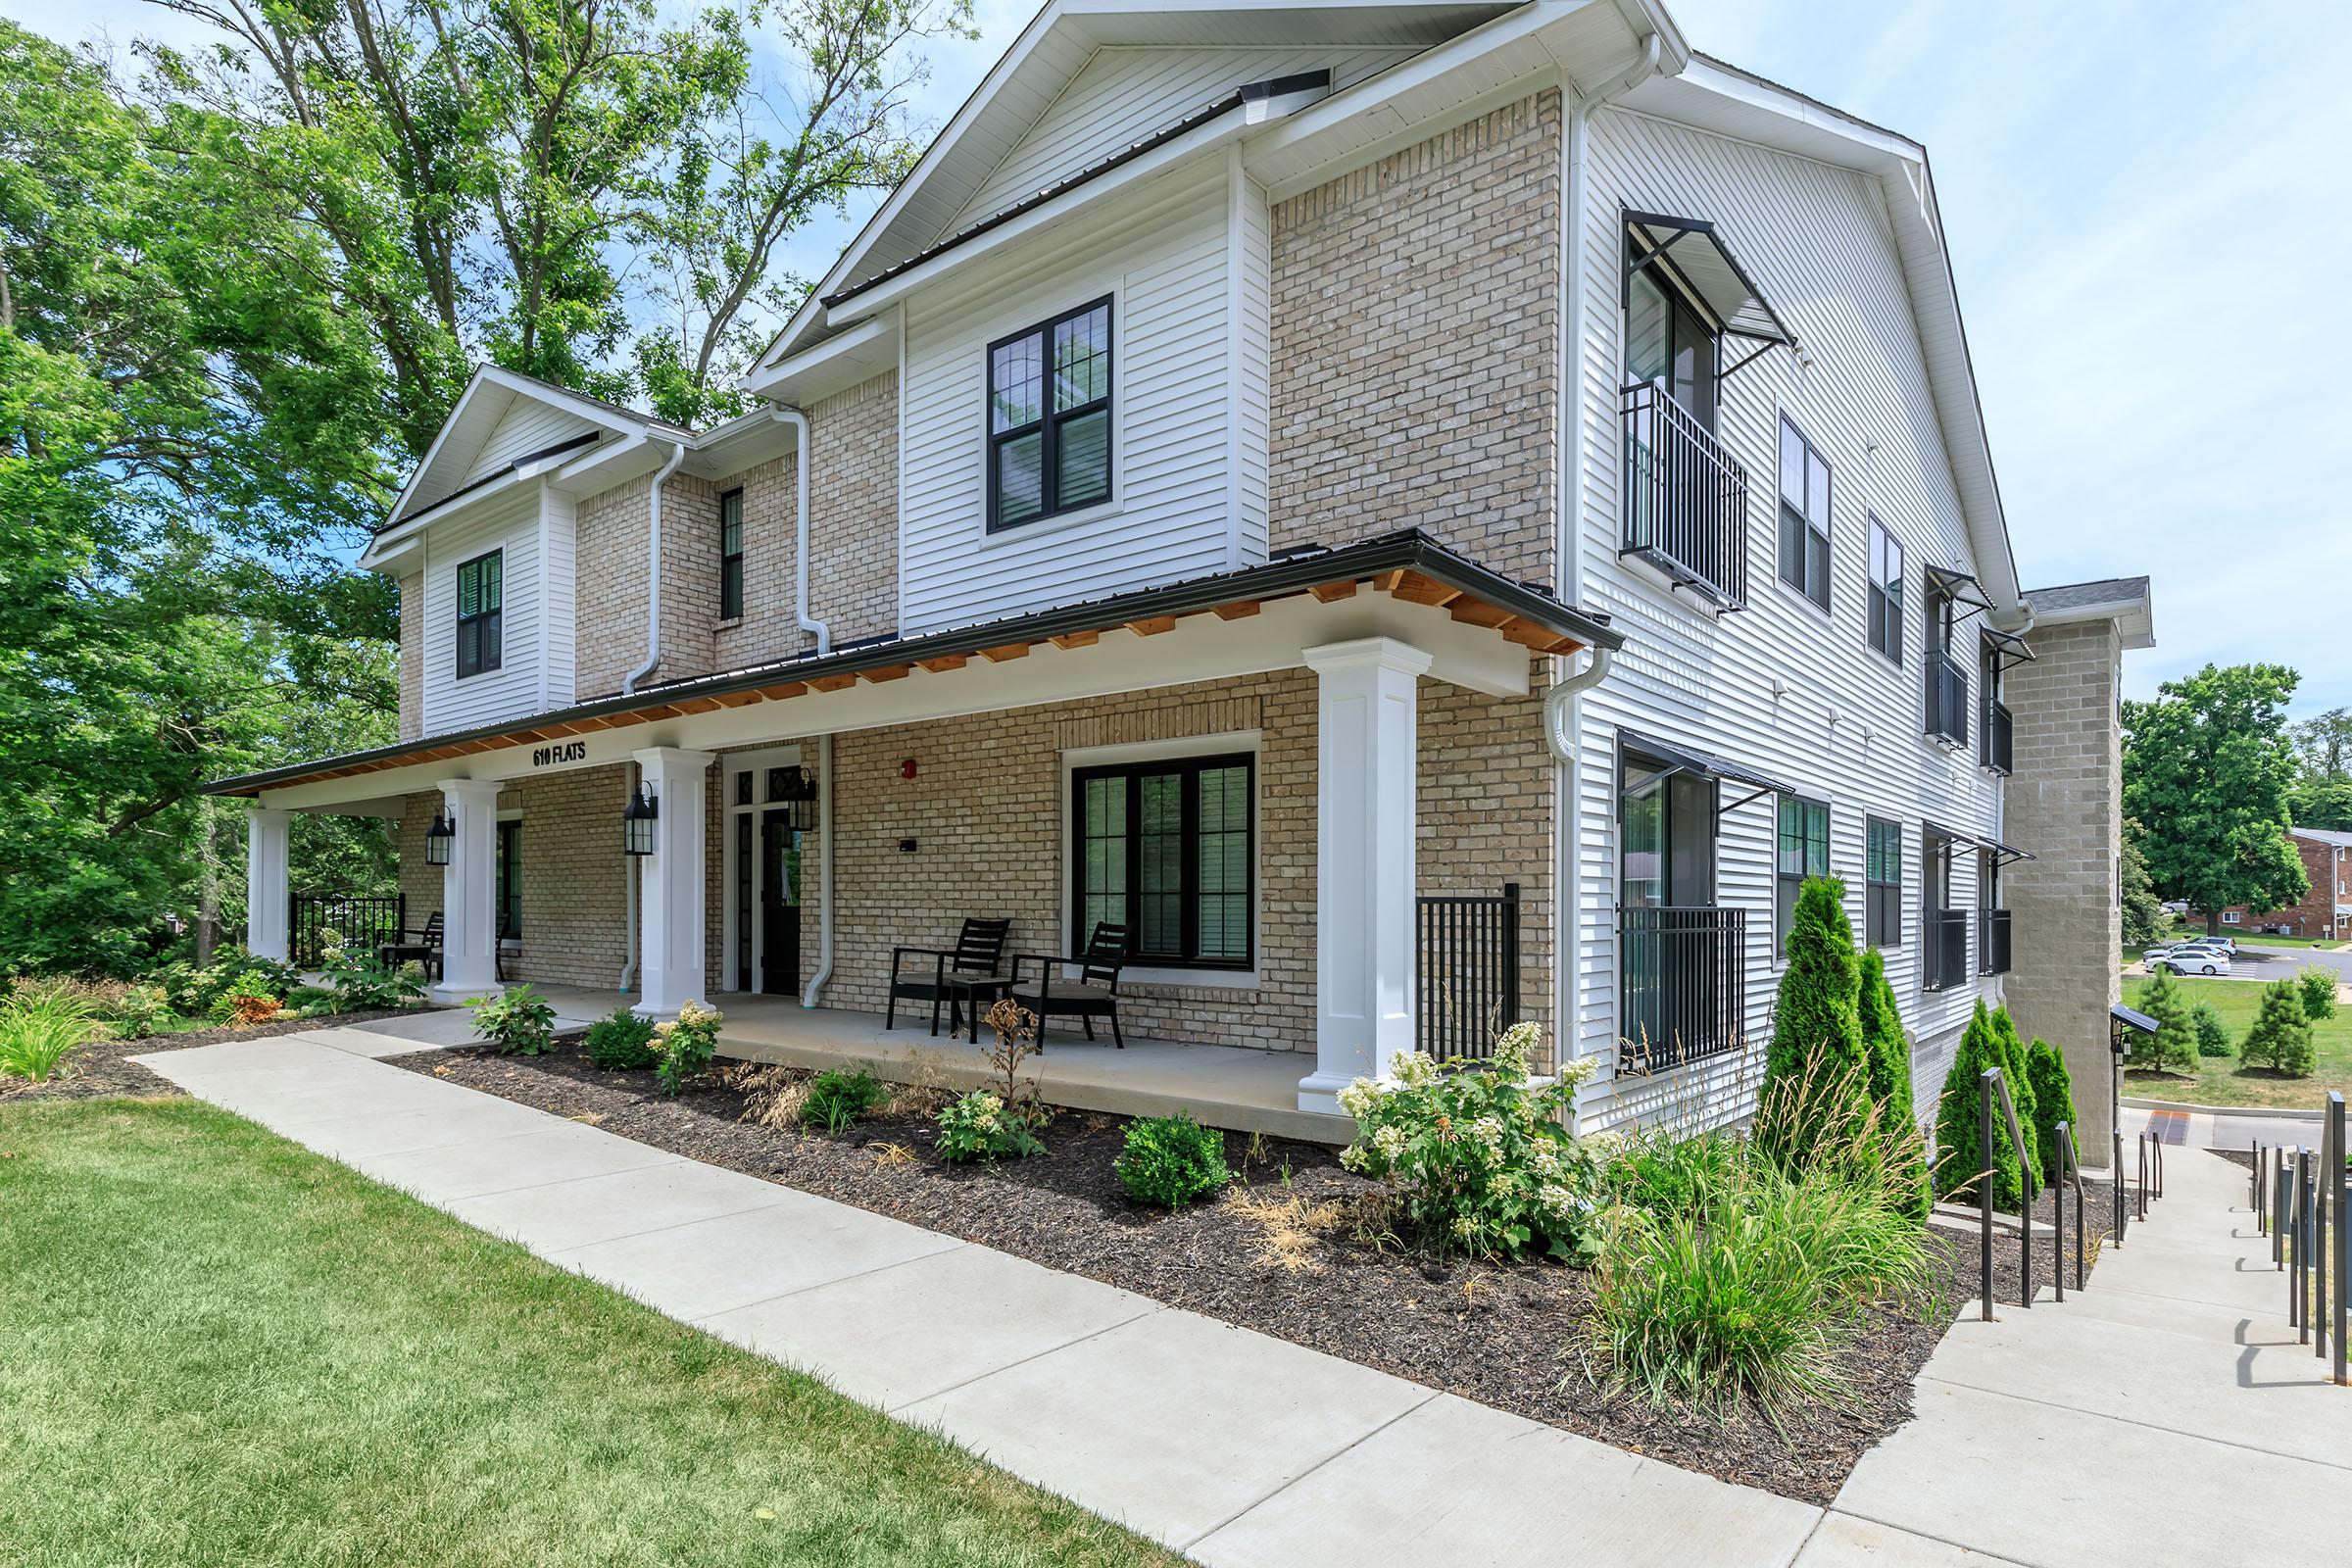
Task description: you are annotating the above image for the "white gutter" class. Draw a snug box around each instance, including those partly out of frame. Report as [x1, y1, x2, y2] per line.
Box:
[778, 407, 835, 1007]
[622, 441, 688, 696]
[618, 761, 640, 995]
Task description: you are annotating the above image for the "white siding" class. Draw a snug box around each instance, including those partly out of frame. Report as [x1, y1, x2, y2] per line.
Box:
[460, 397, 597, 487]
[1228, 157, 1272, 568]
[418, 486, 546, 737]
[538, 485, 578, 710]
[946, 46, 1419, 235]
[898, 160, 1254, 633]
[1567, 108, 2005, 1131]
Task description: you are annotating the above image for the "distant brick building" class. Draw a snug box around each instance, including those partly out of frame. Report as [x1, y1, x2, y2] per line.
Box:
[2201, 827, 2352, 937]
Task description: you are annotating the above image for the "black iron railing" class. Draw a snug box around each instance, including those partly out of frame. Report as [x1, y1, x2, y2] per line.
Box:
[1620, 383, 1750, 611]
[1416, 884, 1521, 1061]
[1982, 697, 2013, 774]
[1923, 907, 1969, 992]
[292, 892, 405, 967]
[1978, 908, 2013, 976]
[1925, 649, 1969, 747]
[1619, 906, 1746, 1072]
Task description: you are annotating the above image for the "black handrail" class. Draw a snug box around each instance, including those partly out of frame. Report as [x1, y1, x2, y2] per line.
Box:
[291, 892, 406, 967]
[1415, 884, 1521, 1062]
[2054, 1122, 2087, 1298]
[1978, 1066, 2038, 1319]
[1620, 383, 1750, 611]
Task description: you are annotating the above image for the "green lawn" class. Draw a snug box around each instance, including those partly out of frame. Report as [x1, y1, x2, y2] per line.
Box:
[0, 1098, 1176, 1568]
[2119, 973, 2352, 1110]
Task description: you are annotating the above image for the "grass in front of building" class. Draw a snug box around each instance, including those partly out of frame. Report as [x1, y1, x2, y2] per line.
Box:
[2120, 973, 2352, 1110]
[0, 1097, 1177, 1568]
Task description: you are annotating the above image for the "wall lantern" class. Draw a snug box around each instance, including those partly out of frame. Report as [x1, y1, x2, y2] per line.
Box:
[772, 765, 820, 831]
[424, 806, 457, 866]
[622, 785, 660, 858]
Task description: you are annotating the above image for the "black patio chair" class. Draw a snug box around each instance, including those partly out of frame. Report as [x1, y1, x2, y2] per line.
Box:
[378, 909, 443, 983]
[1008, 922, 1129, 1050]
[886, 917, 1013, 1037]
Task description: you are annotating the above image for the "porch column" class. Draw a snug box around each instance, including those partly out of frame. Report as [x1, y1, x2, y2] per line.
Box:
[633, 747, 715, 1019]
[244, 808, 293, 963]
[1298, 637, 1433, 1115]
[432, 778, 504, 1002]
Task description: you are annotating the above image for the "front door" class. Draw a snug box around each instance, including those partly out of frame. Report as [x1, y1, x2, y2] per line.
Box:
[759, 808, 801, 997]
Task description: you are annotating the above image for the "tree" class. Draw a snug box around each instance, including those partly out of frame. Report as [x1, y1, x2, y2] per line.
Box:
[2124, 664, 2307, 934]
[2297, 965, 2338, 1021]
[2131, 967, 2196, 1073]
[2190, 1002, 2231, 1058]
[1988, 1005, 2041, 1187]
[1856, 948, 1930, 1219]
[1754, 877, 1867, 1168]
[1936, 1002, 2032, 1211]
[2024, 1039, 2079, 1182]
[2242, 978, 2317, 1076]
[2120, 819, 2169, 947]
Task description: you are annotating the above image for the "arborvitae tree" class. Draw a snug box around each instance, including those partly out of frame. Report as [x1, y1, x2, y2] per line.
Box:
[1856, 948, 1931, 1219]
[2243, 978, 2318, 1076]
[1989, 1006, 2042, 1187]
[1755, 877, 1868, 1168]
[2132, 967, 2196, 1072]
[2025, 1039, 2080, 1180]
[2191, 1003, 2232, 1057]
[1936, 1001, 2031, 1211]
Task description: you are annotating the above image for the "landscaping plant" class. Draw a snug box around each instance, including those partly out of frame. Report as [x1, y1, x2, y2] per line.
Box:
[1602, 1124, 1742, 1220]
[318, 930, 426, 1012]
[2131, 966, 2196, 1073]
[108, 984, 173, 1039]
[934, 1091, 1048, 1162]
[2298, 965, 2338, 1021]
[2190, 1002, 2232, 1057]
[0, 989, 103, 1082]
[1337, 1022, 1603, 1262]
[652, 1000, 721, 1096]
[1753, 877, 1869, 1172]
[1988, 1006, 2041, 1187]
[468, 986, 558, 1055]
[2242, 977, 2318, 1076]
[583, 1007, 662, 1071]
[2024, 1039, 2079, 1180]
[1114, 1112, 1231, 1209]
[1855, 948, 1930, 1219]
[1933, 1001, 2034, 1210]
[801, 1066, 890, 1133]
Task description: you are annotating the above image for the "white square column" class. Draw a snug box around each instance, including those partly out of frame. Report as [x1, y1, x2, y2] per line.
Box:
[244, 808, 293, 962]
[1298, 637, 1433, 1115]
[432, 778, 505, 1002]
[633, 747, 716, 1019]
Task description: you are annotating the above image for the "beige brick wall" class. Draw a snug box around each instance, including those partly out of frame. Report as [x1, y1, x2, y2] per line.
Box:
[709, 453, 803, 671]
[575, 472, 724, 700]
[805, 372, 899, 647]
[396, 792, 442, 926]
[2004, 619, 2124, 1151]
[397, 573, 423, 741]
[1268, 91, 1561, 584]
[510, 764, 631, 991]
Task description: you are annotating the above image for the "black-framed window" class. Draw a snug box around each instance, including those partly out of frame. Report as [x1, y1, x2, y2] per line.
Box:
[455, 549, 503, 678]
[1777, 416, 1831, 611]
[718, 487, 744, 620]
[1775, 794, 1830, 956]
[1868, 515, 1903, 664]
[989, 296, 1111, 531]
[1071, 752, 1252, 969]
[496, 818, 522, 940]
[1866, 814, 1902, 949]
[1625, 237, 1720, 431]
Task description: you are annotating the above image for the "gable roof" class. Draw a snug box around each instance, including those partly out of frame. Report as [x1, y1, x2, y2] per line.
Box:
[387, 366, 679, 528]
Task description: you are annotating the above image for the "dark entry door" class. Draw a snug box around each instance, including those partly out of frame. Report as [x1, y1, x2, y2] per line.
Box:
[760, 808, 801, 997]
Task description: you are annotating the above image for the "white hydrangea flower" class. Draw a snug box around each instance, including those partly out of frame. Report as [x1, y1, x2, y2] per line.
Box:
[1393, 1051, 1439, 1089]
[1450, 1214, 1475, 1239]
[1373, 1124, 1406, 1160]
[1340, 1144, 1371, 1173]
[1538, 1183, 1574, 1216]
[1336, 1078, 1381, 1119]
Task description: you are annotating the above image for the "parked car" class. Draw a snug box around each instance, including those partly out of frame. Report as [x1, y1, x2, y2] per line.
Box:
[2145, 945, 2231, 976]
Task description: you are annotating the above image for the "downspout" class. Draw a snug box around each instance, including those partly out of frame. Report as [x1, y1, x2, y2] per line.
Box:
[618, 762, 640, 994]
[1550, 34, 1658, 1098]
[777, 407, 834, 1007]
[619, 440, 687, 993]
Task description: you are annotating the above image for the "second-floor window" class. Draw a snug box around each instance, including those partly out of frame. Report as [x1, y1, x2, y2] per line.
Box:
[1777, 416, 1831, 612]
[1776, 794, 1830, 956]
[989, 297, 1111, 531]
[1868, 516, 1903, 664]
[718, 487, 745, 620]
[455, 549, 503, 679]
[1866, 815, 1902, 949]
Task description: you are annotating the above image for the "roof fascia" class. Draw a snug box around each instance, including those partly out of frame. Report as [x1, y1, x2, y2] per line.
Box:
[742, 313, 898, 404]
[384, 365, 495, 525]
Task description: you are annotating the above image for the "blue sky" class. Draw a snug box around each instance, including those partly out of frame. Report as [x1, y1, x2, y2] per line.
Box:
[24, 0, 2351, 711]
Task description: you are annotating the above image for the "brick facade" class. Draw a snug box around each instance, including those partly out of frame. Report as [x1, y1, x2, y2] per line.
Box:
[1268, 91, 1561, 585]
[2202, 831, 2350, 937]
[804, 372, 899, 646]
[575, 471, 723, 700]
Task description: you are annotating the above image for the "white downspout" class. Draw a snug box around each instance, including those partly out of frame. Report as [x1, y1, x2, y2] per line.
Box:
[777, 408, 834, 1007]
[618, 762, 640, 994]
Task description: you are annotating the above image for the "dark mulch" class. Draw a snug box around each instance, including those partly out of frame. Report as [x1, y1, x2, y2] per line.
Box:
[392, 1036, 2120, 1507]
[1, 1009, 426, 1106]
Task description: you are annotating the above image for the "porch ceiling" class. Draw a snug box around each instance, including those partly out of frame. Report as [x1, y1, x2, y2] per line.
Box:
[211, 529, 1620, 808]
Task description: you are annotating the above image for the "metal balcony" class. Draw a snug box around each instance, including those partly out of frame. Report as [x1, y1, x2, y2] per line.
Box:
[1619, 906, 1747, 1072]
[1926, 650, 1969, 749]
[1621, 384, 1749, 612]
[1923, 907, 1971, 992]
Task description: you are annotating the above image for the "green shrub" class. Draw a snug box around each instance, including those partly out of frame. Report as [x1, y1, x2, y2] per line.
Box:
[1988, 1007, 2040, 1188]
[2024, 1039, 2079, 1178]
[315, 928, 427, 1012]
[1855, 948, 1930, 1219]
[1114, 1112, 1231, 1209]
[652, 1000, 721, 1096]
[0, 990, 103, 1082]
[2132, 967, 2196, 1072]
[1603, 1125, 1742, 1220]
[1339, 1022, 1602, 1262]
[1754, 877, 1869, 1171]
[935, 1090, 1047, 1162]
[583, 1007, 661, 1071]
[467, 985, 557, 1054]
[2243, 978, 2317, 1076]
[108, 984, 174, 1039]
[802, 1066, 890, 1133]
[2191, 1003, 2232, 1057]
[1935, 1001, 2033, 1210]
[2298, 965, 2338, 1021]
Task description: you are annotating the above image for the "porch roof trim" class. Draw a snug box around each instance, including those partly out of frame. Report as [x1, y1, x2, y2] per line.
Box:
[205, 529, 1622, 799]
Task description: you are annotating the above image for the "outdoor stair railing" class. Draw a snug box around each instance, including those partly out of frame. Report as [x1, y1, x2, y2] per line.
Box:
[1976, 1066, 2040, 1320]
[2249, 1092, 2349, 1387]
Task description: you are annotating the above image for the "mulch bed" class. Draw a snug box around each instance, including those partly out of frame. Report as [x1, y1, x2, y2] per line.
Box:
[0, 1009, 425, 1106]
[391, 1035, 2120, 1507]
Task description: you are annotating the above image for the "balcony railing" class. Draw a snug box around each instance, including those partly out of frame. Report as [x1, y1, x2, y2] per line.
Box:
[1982, 697, 2013, 774]
[1619, 906, 1747, 1072]
[1978, 908, 2013, 976]
[1926, 650, 1969, 748]
[1621, 383, 1750, 611]
[1923, 907, 1971, 992]
[1416, 884, 1522, 1063]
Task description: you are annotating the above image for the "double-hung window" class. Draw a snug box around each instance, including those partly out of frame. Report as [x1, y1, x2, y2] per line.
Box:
[455, 550, 503, 679]
[1866, 815, 1903, 949]
[1777, 416, 1831, 611]
[1071, 753, 1252, 969]
[1867, 516, 1903, 664]
[718, 487, 745, 620]
[989, 297, 1112, 531]
[1776, 794, 1831, 956]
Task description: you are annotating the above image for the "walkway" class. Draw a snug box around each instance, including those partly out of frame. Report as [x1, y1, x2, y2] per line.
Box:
[134, 1017, 2352, 1566]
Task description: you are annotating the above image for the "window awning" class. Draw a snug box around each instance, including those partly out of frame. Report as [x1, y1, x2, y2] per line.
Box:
[1925, 564, 1996, 612]
[1983, 625, 2035, 674]
[1620, 730, 1798, 811]
[1625, 212, 1796, 350]
[1922, 819, 1976, 848]
[1982, 838, 2035, 867]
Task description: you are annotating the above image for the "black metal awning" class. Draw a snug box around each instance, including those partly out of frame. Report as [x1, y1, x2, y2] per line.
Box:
[2111, 1002, 2160, 1044]
[1922, 819, 1977, 849]
[1983, 625, 2035, 675]
[1982, 838, 2035, 867]
[1624, 211, 1796, 377]
[1619, 730, 1798, 814]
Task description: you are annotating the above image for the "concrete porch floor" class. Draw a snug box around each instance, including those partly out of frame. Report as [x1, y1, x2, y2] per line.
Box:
[524, 985, 1351, 1146]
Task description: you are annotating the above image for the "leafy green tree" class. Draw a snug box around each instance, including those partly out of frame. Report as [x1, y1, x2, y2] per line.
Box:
[2120, 820, 2169, 948]
[1936, 1002, 2032, 1211]
[2024, 1039, 2079, 1181]
[1856, 948, 1930, 1219]
[2131, 967, 2196, 1073]
[1754, 877, 1867, 1168]
[2243, 978, 2317, 1076]
[2297, 966, 2338, 1021]
[2125, 664, 2308, 934]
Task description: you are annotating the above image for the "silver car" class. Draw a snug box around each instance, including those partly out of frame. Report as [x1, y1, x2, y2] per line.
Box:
[2145, 944, 2231, 976]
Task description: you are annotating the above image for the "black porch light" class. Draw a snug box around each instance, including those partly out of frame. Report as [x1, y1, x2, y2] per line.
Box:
[773, 764, 819, 831]
[622, 784, 660, 858]
[423, 805, 457, 866]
